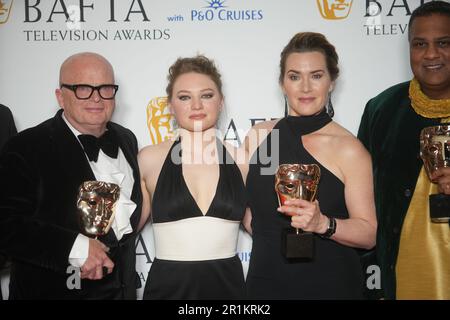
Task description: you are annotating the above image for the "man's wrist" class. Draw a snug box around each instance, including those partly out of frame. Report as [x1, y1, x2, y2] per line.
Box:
[68, 234, 89, 267]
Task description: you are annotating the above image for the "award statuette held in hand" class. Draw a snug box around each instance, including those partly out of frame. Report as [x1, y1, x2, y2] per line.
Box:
[76, 181, 121, 238]
[275, 164, 321, 260]
[420, 125, 450, 223]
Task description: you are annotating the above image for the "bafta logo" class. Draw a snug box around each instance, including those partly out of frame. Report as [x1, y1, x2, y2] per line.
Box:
[0, 0, 13, 24]
[146, 96, 175, 145]
[317, 0, 353, 20]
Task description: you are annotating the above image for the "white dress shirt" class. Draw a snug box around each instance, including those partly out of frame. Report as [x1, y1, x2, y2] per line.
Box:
[62, 113, 136, 267]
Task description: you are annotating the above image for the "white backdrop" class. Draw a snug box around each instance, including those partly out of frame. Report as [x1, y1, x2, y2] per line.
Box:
[1, 0, 436, 299]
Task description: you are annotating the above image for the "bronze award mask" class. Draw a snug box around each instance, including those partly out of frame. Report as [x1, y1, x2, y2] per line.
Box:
[275, 164, 321, 260]
[420, 125, 450, 223]
[76, 181, 120, 238]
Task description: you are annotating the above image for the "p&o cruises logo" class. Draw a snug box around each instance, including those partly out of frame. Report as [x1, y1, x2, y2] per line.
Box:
[316, 0, 353, 20]
[191, 0, 263, 22]
[0, 0, 13, 24]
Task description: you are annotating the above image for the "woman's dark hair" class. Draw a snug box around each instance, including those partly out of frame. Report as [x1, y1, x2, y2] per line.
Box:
[279, 32, 339, 84]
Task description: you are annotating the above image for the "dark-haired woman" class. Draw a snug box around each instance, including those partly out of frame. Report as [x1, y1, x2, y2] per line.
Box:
[243, 32, 377, 299]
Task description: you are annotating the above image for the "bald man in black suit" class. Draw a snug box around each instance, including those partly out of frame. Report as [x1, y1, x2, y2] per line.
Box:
[0, 53, 142, 300]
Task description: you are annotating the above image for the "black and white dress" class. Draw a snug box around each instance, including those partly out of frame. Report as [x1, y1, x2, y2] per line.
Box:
[143, 137, 246, 300]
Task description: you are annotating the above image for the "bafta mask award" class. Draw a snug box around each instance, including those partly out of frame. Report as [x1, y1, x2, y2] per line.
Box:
[420, 125, 450, 223]
[275, 164, 321, 259]
[76, 181, 121, 238]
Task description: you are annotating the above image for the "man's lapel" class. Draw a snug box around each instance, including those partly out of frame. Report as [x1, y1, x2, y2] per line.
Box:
[52, 109, 96, 183]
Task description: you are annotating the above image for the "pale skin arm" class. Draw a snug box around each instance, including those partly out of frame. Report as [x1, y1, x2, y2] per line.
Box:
[137, 149, 153, 231]
[137, 141, 172, 231]
[240, 136, 252, 235]
[241, 131, 254, 235]
[240, 120, 278, 236]
[278, 139, 377, 250]
[138, 178, 152, 231]
[242, 208, 253, 235]
[224, 141, 253, 235]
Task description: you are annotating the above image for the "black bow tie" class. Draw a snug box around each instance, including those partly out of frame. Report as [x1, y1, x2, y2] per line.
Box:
[78, 130, 119, 162]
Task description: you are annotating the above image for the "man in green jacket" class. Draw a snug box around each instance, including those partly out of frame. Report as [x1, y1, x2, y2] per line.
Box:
[358, 1, 450, 300]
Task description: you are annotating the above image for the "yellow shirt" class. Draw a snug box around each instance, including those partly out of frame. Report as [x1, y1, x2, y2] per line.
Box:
[396, 168, 450, 299]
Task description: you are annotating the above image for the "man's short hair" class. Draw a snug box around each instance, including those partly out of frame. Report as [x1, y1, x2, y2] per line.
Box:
[408, 1, 450, 40]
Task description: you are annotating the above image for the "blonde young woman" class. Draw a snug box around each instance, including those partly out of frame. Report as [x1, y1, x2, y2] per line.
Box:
[138, 56, 248, 299]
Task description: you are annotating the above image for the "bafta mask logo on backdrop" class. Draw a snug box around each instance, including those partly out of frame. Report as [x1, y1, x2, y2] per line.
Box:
[317, 0, 353, 20]
[146, 96, 175, 145]
[0, 0, 13, 24]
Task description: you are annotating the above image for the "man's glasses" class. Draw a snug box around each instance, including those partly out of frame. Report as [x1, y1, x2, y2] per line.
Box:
[60, 84, 119, 100]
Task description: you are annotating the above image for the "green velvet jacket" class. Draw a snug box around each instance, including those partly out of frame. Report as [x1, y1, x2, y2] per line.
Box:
[357, 81, 441, 300]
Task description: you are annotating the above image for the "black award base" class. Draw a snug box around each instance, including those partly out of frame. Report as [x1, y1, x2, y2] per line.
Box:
[429, 194, 450, 223]
[282, 228, 314, 260]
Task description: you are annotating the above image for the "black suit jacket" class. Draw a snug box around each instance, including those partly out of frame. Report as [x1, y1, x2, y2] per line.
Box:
[0, 104, 17, 151]
[0, 104, 17, 299]
[0, 110, 142, 299]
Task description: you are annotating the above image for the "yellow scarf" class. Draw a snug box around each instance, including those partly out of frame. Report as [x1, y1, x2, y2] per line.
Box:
[396, 79, 450, 299]
[409, 78, 450, 121]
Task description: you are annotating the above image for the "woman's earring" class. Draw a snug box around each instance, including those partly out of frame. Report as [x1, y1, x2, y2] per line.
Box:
[326, 95, 334, 118]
